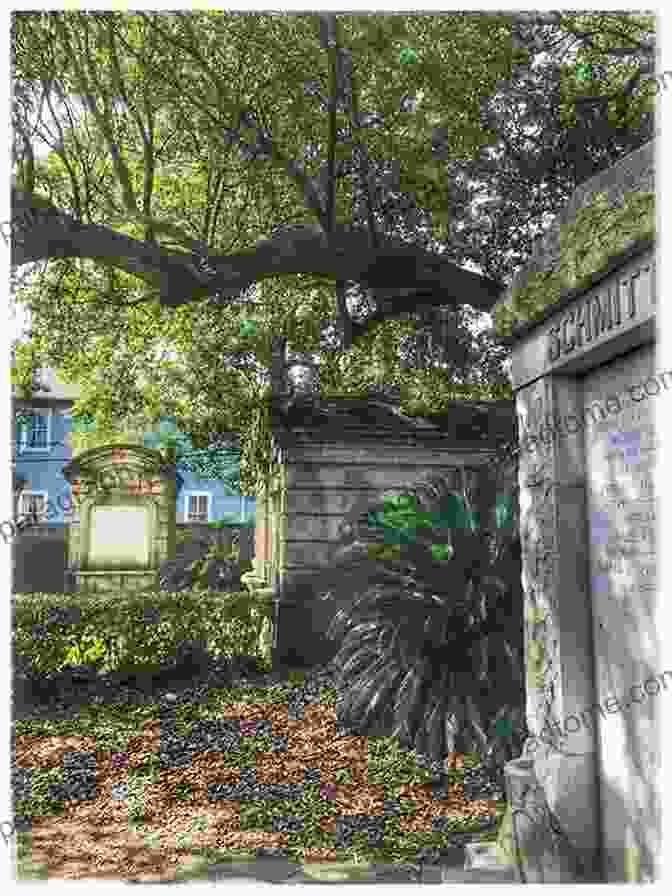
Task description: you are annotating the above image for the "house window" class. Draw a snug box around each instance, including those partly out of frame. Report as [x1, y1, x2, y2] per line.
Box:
[18, 411, 51, 452]
[18, 491, 49, 522]
[185, 493, 211, 523]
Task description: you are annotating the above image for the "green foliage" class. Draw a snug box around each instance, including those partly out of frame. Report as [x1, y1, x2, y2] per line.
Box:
[11, 11, 524, 493]
[366, 488, 516, 545]
[14, 412, 34, 431]
[161, 538, 253, 596]
[127, 774, 151, 826]
[207, 514, 254, 528]
[14, 588, 273, 674]
[11, 342, 42, 397]
[366, 735, 439, 788]
[62, 635, 109, 670]
[12, 11, 653, 495]
[430, 544, 453, 562]
[574, 63, 594, 84]
[14, 767, 67, 820]
[367, 495, 435, 536]
[398, 47, 418, 65]
[71, 413, 97, 433]
[367, 492, 478, 541]
[143, 421, 244, 492]
[495, 494, 514, 530]
[238, 319, 258, 338]
[173, 782, 196, 802]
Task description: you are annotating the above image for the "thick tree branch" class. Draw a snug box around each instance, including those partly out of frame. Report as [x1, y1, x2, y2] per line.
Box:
[11, 189, 504, 317]
[323, 13, 338, 236]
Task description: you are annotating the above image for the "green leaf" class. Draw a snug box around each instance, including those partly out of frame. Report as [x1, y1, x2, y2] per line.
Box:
[575, 62, 594, 83]
[430, 544, 452, 562]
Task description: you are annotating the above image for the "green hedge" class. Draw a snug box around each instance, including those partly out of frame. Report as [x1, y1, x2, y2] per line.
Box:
[12, 588, 273, 676]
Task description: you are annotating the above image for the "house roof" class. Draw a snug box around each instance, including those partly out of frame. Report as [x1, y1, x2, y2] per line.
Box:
[269, 393, 516, 446]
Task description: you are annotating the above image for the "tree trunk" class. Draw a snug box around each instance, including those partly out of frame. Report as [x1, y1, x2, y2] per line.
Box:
[270, 335, 288, 397]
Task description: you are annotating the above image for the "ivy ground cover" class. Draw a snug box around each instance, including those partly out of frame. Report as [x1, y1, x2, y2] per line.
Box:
[13, 670, 505, 883]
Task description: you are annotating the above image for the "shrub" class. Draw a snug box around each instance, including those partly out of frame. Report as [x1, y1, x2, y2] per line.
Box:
[322, 455, 526, 786]
[159, 539, 251, 593]
[61, 635, 109, 670]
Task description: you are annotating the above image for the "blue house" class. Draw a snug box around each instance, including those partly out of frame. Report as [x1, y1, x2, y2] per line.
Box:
[12, 367, 256, 529]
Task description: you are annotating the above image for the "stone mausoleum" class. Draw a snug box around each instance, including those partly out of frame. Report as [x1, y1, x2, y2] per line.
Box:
[493, 138, 658, 882]
[251, 392, 516, 668]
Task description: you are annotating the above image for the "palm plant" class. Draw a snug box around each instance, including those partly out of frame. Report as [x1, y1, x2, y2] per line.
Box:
[322, 448, 526, 786]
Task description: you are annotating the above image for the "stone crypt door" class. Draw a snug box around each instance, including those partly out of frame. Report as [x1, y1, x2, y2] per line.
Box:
[583, 343, 659, 880]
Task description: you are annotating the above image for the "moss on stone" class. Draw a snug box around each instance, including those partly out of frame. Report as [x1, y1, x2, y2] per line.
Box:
[494, 190, 655, 339]
[366, 543, 402, 562]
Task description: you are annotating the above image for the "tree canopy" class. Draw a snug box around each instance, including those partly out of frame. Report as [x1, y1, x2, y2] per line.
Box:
[11, 13, 510, 311]
[10, 11, 655, 491]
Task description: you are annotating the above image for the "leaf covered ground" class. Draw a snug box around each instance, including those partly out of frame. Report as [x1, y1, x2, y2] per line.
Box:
[12, 666, 505, 883]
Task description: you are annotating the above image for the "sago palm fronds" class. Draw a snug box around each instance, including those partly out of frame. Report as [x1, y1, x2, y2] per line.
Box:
[321, 463, 526, 780]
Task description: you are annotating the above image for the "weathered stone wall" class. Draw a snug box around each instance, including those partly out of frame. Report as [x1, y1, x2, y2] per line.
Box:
[12, 525, 69, 595]
[281, 443, 504, 577]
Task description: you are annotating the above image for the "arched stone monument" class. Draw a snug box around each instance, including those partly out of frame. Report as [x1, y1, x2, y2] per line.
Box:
[63, 444, 178, 595]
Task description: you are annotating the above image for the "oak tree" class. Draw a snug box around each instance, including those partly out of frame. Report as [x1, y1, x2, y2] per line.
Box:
[10, 11, 654, 489]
